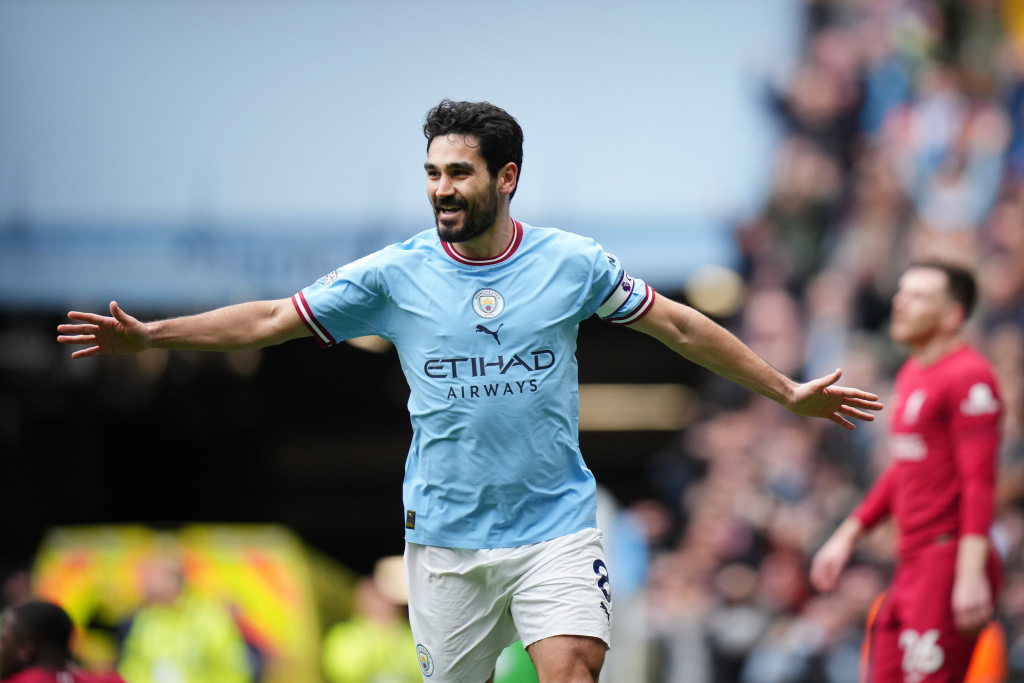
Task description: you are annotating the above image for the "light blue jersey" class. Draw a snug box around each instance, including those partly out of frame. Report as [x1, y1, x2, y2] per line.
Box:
[293, 220, 655, 548]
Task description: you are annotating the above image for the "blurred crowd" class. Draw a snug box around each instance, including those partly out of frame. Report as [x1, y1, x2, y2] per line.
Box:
[612, 0, 1024, 681]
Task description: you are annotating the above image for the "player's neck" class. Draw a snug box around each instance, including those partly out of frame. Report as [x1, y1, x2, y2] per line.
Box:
[909, 332, 964, 367]
[451, 209, 514, 260]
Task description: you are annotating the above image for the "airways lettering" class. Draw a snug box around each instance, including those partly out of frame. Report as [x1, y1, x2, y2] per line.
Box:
[447, 380, 539, 399]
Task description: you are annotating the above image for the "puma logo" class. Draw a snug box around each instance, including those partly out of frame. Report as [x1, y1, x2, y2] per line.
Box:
[475, 323, 503, 345]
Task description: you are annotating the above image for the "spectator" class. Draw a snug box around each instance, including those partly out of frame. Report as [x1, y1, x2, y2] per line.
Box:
[116, 556, 251, 683]
[321, 577, 419, 683]
[0, 601, 124, 683]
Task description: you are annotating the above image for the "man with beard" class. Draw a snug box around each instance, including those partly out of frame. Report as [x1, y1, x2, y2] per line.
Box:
[811, 263, 1002, 683]
[58, 100, 883, 683]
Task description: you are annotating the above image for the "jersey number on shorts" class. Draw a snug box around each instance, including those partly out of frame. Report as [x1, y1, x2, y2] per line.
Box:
[593, 560, 611, 602]
[899, 629, 944, 679]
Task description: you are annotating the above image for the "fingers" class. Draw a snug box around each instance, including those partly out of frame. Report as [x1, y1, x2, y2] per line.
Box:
[955, 605, 992, 635]
[810, 565, 828, 592]
[810, 557, 839, 592]
[838, 405, 876, 422]
[67, 311, 110, 324]
[813, 572, 837, 593]
[57, 322, 98, 346]
[110, 300, 135, 325]
[57, 323, 99, 334]
[830, 386, 882, 403]
[829, 413, 856, 430]
[810, 368, 843, 390]
[842, 397, 885, 411]
[71, 346, 101, 359]
[57, 334, 97, 346]
[58, 320, 100, 355]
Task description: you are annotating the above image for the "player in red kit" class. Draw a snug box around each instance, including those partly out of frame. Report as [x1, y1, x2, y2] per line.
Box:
[0, 602, 125, 683]
[811, 263, 1003, 683]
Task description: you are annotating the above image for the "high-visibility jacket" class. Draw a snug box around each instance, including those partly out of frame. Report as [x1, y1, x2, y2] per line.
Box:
[321, 616, 420, 683]
[117, 593, 251, 683]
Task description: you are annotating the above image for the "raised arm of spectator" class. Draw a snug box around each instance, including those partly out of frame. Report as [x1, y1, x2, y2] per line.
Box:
[630, 295, 883, 429]
[57, 299, 310, 358]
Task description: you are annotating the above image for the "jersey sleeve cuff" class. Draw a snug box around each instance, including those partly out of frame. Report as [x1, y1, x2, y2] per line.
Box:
[292, 291, 337, 348]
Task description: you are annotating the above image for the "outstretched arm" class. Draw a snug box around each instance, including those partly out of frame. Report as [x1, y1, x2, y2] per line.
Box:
[57, 299, 310, 358]
[630, 296, 883, 429]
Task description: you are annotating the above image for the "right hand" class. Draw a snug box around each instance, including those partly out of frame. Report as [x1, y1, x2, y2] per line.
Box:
[810, 533, 855, 593]
[57, 301, 152, 358]
[786, 369, 884, 430]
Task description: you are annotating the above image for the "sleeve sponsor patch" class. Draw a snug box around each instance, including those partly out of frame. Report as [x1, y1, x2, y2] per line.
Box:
[961, 383, 1000, 416]
[596, 271, 633, 319]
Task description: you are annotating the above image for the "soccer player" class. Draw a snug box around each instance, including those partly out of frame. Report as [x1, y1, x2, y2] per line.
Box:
[57, 100, 883, 683]
[0, 601, 126, 683]
[811, 263, 1002, 683]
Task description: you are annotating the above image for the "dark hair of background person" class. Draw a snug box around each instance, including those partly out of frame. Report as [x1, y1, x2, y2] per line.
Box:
[0, 601, 75, 679]
[909, 261, 979, 321]
[8, 601, 74, 657]
[422, 99, 524, 200]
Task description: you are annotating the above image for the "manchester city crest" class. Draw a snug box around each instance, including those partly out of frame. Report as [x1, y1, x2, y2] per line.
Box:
[417, 644, 435, 677]
[473, 288, 504, 319]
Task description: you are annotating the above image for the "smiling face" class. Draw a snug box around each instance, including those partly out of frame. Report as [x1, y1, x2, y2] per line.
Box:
[890, 267, 963, 345]
[425, 134, 501, 243]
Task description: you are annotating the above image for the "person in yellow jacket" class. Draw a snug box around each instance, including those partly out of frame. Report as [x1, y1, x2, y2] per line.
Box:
[322, 578, 420, 683]
[117, 558, 251, 683]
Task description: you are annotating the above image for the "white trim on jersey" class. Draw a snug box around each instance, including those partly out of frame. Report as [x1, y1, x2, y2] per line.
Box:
[291, 292, 336, 347]
[596, 271, 632, 318]
[605, 284, 655, 325]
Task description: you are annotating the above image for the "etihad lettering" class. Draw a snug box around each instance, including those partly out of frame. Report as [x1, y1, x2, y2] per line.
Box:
[447, 380, 539, 399]
[424, 350, 556, 379]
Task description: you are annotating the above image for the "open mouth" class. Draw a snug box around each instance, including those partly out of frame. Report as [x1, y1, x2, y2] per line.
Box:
[436, 201, 466, 219]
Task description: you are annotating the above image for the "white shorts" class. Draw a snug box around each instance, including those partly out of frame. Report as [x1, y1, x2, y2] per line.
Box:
[404, 528, 612, 682]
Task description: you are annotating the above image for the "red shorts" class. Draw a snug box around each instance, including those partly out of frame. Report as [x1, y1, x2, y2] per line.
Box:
[863, 541, 1002, 683]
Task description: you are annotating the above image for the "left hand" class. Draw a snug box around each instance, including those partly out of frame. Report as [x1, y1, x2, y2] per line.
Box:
[810, 531, 855, 593]
[952, 572, 993, 635]
[787, 369, 884, 430]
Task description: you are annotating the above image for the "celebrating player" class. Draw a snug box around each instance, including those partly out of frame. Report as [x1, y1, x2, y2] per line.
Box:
[811, 263, 1002, 683]
[58, 100, 882, 683]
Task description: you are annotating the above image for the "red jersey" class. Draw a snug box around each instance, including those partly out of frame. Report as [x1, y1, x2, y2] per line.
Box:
[853, 345, 1002, 558]
[1, 668, 125, 683]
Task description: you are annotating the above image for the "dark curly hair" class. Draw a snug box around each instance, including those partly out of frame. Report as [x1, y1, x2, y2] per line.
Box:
[423, 99, 524, 199]
[9, 600, 73, 655]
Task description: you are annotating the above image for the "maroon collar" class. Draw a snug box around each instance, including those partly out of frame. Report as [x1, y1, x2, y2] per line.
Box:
[441, 220, 523, 266]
